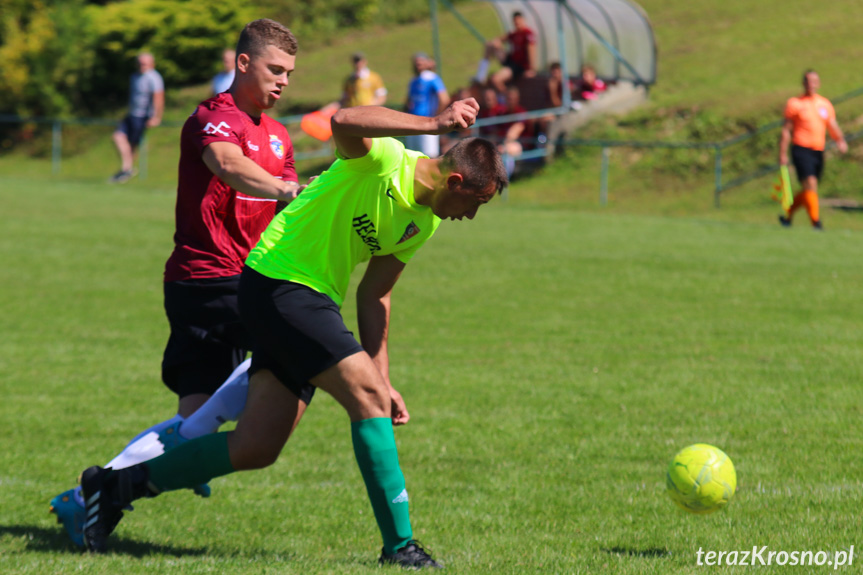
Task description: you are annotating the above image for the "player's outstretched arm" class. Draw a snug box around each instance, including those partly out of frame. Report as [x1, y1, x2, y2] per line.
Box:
[331, 98, 479, 159]
[203, 141, 300, 201]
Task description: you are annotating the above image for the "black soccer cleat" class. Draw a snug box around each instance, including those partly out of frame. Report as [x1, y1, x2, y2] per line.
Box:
[379, 540, 443, 569]
[778, 215, 791, 227]
[80, 466, 124, 553]
[80, 464, 153, 553]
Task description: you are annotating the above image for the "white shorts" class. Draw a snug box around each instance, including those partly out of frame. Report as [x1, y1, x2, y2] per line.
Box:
[404, 134, 440, 158]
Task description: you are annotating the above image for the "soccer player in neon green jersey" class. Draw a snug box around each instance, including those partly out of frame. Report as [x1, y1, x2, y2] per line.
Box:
[79, 98, 508, 568]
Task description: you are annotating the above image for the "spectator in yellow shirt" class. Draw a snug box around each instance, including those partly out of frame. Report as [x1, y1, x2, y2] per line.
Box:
[342, 52, 387, 107]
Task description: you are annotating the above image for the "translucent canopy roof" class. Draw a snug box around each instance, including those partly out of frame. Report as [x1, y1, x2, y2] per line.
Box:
[482, 0, 656, 85]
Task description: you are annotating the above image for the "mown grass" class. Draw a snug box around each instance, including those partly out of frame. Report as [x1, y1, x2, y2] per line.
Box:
[2, 176, 862, 574]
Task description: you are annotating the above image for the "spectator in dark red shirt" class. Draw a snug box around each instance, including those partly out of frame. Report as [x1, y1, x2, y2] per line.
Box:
[486, 12, 538, 93]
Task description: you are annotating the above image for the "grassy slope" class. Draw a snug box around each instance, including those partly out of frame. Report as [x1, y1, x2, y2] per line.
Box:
[3, 1, 863, 224]
[2, 177, 863, 573]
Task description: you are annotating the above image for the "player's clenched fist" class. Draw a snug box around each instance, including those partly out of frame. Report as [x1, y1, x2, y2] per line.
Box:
[434, 98, 480, 133]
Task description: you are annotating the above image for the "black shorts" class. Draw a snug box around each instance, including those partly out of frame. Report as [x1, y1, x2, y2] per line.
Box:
[502, 56, 527, 81]
[162, 276, 252, 398]
[238, 267, 365, 405]
[118, 115, 149, 148]
[791, 145, 824, 183]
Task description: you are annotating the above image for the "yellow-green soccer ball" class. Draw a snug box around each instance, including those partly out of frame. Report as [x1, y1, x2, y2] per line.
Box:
[666, 444, 736, 514]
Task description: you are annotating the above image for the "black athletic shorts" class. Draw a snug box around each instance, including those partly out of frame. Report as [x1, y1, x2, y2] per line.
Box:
[238, 266, 365, 405]
[791, 145, 824, 183]
[502, 56, 527, 81]
[162, 276, 252, 398]
[118, 115, 150, 148]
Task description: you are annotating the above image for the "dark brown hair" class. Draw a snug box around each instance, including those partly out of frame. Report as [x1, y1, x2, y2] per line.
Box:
[441, 138, 509, 196]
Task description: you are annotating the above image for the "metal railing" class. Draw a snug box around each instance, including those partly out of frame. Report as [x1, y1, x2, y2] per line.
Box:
[3, 84, 863, 207]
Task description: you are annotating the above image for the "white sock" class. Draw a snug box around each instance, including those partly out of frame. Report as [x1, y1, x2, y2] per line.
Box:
[179, 357, 251, 439]
[104, 414, 184, 470]
[475, 58, 490, 83]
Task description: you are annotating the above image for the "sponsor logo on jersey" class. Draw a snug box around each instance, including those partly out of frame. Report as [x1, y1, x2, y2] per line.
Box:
[397, 221, 420, 244]
[269, 135, 285, 159]
[352, 214, 381, 254]
[203, 121, 231, 137]
[247, 142, 260, 152]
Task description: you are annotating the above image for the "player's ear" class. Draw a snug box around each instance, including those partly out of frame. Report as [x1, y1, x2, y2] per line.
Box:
[237, 53, 251, 74]
[446, 173, 464, 190]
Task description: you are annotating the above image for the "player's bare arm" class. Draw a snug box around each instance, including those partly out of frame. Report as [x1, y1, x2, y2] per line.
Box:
[203, 141, 299, 201]
[356, 254, 409, 425]
[147, 90, 165, 128]
[829, 118, 848, 153]
[331, 98, 480, 159]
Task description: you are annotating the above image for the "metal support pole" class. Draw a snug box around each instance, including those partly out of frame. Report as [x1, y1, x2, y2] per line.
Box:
[430, 0, 442, 74]
[714, 145, 722, 208]
[52, 121, 62, 175]
[600, 147, 609, 205]
[556, 0, 571, 111]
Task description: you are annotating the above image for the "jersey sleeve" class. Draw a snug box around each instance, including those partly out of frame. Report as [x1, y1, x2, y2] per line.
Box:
[150, 71, 165, 93]
[186, 105, 244, 154]
[784, 98, 798, 121]
[433, 75, 447, 93]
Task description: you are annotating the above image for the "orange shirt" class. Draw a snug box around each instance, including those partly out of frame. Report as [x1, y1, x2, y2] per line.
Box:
[784, 94, 836, 151]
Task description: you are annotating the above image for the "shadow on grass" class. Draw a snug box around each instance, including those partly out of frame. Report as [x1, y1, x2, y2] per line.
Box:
[0, 524, 207, 557]
[602, 546, 671, 559]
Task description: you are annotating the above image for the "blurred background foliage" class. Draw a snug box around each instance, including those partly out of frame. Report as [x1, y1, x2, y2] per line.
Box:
[0, 0, 451, 118]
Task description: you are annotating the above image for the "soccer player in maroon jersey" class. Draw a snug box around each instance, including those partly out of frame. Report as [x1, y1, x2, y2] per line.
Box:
[50, 18, 302, 546]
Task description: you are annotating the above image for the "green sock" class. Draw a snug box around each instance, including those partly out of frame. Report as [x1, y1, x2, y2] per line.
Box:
[146, 432, 234, 492]
[351, 418, 413, 555]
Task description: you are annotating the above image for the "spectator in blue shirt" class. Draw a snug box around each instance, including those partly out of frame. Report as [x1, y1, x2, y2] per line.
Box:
[404, 53, 450, 158]
[211, 49, 236, 95]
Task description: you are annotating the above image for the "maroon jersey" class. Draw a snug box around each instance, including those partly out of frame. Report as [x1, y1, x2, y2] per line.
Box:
[164, 93, 296, 282]
[506, 27, 536, 70]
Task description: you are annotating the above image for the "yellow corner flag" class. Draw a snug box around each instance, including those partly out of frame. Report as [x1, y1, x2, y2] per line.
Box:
[771, 165, 793, 211]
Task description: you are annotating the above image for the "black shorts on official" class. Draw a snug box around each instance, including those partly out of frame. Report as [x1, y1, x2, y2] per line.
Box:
[239, 267, 365, 405]
[162, 276, 252, 398]
[118, 114, 149, 148]
[791, 145, 824, 183]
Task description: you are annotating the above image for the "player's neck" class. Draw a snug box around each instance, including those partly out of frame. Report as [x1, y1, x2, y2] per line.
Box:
[229, 88, 265, 120]
[413, 158, 443, 207]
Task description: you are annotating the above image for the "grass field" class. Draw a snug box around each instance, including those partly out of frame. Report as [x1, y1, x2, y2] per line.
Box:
[2, 175, 862, 574]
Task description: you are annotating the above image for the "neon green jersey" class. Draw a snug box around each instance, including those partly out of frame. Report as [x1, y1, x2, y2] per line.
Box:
[246, 137, 441, 306]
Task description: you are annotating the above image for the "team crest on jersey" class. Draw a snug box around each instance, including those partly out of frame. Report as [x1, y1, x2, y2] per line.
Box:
[397, 221, 420, 244]
[819, 107, 829, 119]
[269, 135, 284, 159]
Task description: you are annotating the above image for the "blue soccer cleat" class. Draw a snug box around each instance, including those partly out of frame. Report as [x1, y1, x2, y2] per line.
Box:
[157, 422, 211, 498]
[49, 488, 85, 548]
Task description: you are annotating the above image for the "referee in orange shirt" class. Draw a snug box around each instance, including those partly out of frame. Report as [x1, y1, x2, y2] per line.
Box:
[778, 70, 848, 229]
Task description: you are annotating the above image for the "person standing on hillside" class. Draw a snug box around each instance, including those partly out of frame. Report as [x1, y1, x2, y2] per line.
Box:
[342, 52, 388, 107]
[404, 52, 450, 158]
[110, 52, 164, 183]
[778, 70, 848, 229]
[50, 18, 302, 547]
[211, 48, 236, 95]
